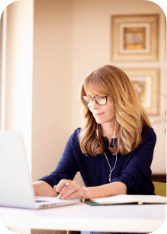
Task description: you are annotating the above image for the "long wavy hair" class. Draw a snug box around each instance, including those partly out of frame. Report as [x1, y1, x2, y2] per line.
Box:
[79, 65, 151, 156]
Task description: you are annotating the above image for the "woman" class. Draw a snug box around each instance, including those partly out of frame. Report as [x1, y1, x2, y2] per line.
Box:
[33, 64, 156, 201]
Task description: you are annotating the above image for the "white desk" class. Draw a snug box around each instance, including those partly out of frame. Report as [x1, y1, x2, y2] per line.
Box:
[0, 202, 166, 233]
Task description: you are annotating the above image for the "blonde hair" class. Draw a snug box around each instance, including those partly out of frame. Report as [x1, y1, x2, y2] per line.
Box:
[79, 65, 151, 156]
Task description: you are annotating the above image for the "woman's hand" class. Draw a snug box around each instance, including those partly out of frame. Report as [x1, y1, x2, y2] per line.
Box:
[33, 181, 58, 197]
[54, 179, 87, 200]
[54, 180, 127, 200]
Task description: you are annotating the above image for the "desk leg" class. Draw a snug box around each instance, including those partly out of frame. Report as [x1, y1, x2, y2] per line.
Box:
[67, 231, 80, 234]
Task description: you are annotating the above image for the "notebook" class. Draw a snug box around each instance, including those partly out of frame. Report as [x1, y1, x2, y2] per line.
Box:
[88, 194, 167, 206]
[0, 131, 80, 209]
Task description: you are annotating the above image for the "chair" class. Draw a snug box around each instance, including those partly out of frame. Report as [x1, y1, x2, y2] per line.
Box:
[151, 174, 166, 197]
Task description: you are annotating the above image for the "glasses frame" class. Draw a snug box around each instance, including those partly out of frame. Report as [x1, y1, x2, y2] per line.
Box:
[82, 95, 108, 107]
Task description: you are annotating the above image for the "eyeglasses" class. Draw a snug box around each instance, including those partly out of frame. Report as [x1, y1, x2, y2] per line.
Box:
[82, 95, 108, 107]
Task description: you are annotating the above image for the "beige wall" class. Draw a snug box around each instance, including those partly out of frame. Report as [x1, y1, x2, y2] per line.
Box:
[32, 0, 73, 181]
[2, 0, 166, 184]
[33, 0, 166, 181]
[0, 16, 2, 129]
[72, 0, 166, 175]
[2, 0, 33, 168]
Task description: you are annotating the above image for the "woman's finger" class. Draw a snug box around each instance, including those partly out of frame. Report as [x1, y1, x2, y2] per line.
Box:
[66, 188, 84, 200]
[55, 179, 71, 193]
[59, 181, 81, 199]
[58, 182, 76, 198]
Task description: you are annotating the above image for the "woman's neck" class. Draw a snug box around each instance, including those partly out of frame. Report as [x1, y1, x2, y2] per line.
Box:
[101, 120, 117, 144]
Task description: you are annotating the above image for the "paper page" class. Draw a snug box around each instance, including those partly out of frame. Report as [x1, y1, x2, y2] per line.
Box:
[133, 195, 167, 204]
[92, 195, 167, 205]
[91, 194, 137, 204]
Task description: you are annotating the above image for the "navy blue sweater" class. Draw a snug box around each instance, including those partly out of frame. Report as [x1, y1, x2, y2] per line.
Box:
[39, 126, 156, 195]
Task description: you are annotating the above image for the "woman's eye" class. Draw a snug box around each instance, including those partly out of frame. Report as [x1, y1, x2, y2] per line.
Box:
[97, 96, 105, 100]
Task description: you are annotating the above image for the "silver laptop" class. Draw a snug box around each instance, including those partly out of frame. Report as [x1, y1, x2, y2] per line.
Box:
[0, 131, 80, 209]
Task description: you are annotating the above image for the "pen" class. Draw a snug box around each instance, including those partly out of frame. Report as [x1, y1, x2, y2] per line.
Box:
[63, 182, 70, 189]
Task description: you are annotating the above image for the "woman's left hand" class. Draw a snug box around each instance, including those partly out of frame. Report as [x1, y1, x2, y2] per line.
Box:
[54, 179, 87, 200]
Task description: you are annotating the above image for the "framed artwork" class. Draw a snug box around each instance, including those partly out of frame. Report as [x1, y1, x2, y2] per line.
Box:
[122, 68, 159, 115]
[111, 14, 159, 61]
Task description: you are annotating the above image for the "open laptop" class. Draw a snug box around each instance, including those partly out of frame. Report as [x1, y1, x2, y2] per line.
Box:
[0, 131, 80, 209]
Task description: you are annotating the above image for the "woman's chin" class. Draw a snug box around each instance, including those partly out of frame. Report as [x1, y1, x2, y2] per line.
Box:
[94, 119, 103, 124]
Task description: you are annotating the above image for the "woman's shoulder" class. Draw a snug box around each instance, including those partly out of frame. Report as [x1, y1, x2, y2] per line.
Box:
[127, 125, 156, 157]
[71, 128, 81, 137]
[141, 125, 156, 142]
[68, 128, 81, 145]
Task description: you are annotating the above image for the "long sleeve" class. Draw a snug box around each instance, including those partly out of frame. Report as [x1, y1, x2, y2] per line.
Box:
[111, 127, 156, 194]
[38, 127, 156, 195]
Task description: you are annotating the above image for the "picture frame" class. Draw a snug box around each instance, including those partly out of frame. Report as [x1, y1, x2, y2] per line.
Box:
[111, 14, 159, 62]
[122, 68, 160, 116]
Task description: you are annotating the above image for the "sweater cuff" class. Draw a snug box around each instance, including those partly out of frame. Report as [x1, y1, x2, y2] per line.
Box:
[38, 176, 57, 188]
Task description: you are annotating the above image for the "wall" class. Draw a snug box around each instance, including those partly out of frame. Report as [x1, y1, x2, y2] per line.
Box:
[0, 16, 2, 129]
[71, 0, 166, 175]
[2, 0, 33, 168]
[0, 1, 166, 234]
[3, 0, 166, 184]
[32, 0, 166, 183]
[32, 0, 73, 181]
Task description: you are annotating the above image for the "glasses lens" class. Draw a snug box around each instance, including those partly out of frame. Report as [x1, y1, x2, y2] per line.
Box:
[95, 96, 107, 105]
[82, 96, 92, 107]
[82, 96, 107, 107]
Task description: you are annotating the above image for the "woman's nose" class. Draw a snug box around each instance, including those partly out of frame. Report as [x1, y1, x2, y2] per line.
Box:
[92, 99, 99, 109]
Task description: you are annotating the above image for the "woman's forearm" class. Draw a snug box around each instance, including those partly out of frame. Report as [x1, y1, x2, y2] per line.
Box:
[33, 181, 58, 197]
[84, 181, 127, 199]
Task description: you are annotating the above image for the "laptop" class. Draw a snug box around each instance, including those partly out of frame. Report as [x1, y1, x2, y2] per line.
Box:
[0, 131, 80, 209]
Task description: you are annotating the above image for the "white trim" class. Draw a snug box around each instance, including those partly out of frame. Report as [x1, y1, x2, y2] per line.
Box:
[1, 8, 7, 130]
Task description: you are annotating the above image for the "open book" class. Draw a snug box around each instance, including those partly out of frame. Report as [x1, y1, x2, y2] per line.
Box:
[88, 194, 167, 205]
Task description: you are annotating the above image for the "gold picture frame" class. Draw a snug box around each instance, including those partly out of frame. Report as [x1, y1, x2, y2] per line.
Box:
[122, 68, 159, 116]
[111, 14, 159, 61]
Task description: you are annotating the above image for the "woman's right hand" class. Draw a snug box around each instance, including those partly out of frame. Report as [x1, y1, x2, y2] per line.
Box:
[54, 179, 87, 200]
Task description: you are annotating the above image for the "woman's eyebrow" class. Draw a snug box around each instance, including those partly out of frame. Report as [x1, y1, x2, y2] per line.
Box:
[87, 95, 97, 98]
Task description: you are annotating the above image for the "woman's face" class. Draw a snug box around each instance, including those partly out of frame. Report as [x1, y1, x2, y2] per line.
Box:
[88, 95, 115, 125]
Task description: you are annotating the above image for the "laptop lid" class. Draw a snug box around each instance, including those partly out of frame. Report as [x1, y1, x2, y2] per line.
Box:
[0, 131, 36, 209]
[0, 131, 80, 209]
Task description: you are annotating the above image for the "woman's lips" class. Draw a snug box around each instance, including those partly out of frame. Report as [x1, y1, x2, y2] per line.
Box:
[94, 113, 104, 116]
